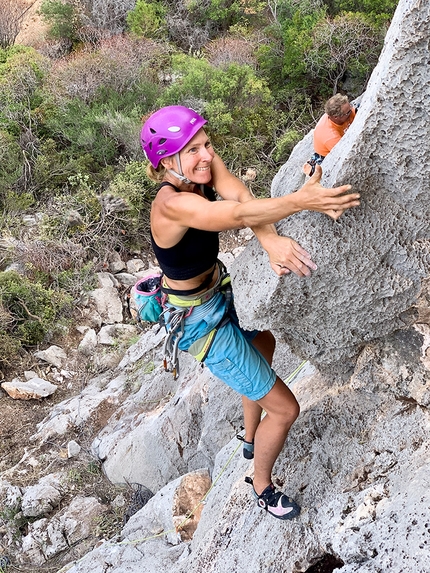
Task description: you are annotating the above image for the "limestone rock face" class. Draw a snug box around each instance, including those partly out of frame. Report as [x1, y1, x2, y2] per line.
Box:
[55, 323, 430, 573]
[231, 0, 430, 368]
[92, 341, 243, 490]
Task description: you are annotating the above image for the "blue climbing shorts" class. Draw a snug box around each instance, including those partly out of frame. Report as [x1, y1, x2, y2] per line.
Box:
[167, 291, 276, 401]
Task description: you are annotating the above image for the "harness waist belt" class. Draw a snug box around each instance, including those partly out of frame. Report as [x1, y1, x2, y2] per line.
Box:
[162, 261, 231, 308]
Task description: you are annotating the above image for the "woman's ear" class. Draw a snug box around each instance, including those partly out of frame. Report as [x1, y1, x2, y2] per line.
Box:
[161, 156, 174, 169]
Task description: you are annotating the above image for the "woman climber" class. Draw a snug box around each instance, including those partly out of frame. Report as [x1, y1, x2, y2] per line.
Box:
[141, 105, 360, 520]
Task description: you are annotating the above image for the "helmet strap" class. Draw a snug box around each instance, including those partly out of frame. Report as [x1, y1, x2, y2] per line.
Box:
[167, 153, 193, 184]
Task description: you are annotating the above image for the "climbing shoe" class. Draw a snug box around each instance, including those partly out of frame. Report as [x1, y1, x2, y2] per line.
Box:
[236, 434, 254, 459]
[245, 477, 300, 520]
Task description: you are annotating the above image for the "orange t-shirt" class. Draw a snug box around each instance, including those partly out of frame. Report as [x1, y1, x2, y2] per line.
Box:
[313, 108, 356, 157]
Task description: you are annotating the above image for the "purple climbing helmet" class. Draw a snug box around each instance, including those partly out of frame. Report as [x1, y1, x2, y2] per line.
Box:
[141, 105, 207, 168]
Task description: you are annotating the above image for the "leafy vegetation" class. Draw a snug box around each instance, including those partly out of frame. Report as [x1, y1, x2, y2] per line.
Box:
[0, 0, 398, 369]
[0, 270, 72, 366]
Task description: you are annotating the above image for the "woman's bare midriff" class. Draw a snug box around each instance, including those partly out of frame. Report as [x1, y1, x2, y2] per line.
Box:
[164, 264, 219, 294]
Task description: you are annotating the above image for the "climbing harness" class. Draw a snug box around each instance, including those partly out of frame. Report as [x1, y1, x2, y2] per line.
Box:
[306, 152, 325, 176]
[161, 260, 232, 378]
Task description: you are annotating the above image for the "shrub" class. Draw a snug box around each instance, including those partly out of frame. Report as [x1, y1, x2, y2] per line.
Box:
[107, 159, 156, 248]
[0, 0, 30, 49]
[204, 34, 258, 68]
[159, 54, 277, 141]
[46, 36, 168, 104]
[81, 0, 136, 34]
[38, 37, 165, 170]
[304, 12, 382, 95]
[273, 129, 302, 163]
[0, 46, 48, 120]
[0, 331, 21, 368]
[37, 173, 141, 263]
[0, 130, 23, 209]
[39, 0, 82, 44]
[126, 0, 167, 39]
[0, 270, 72, 350]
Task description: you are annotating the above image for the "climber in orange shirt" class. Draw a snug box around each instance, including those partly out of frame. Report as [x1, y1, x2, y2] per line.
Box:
[304, 94, 357, 176]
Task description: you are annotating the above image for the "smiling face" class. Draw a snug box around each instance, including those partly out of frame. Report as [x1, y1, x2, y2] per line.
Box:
[162, 128, 215, 185]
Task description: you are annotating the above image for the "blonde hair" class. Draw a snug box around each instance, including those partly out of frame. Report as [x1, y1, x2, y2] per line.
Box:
[325, 94, 350, 117]
[146, 162, 167, 183]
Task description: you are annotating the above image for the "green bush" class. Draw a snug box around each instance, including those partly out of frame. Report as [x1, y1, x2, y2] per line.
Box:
[273, 129, 302, 163]
[187, 0, 265, 32]
[39, 0, 81, 44]
[0, 270, 72, 350]
[107, 160, 156, 248]
[303, 12, 381, 95]
[157, 55, 278, 161]
[0, 332, 22, 368]
[0, 130, 23, 209]
[325, 0, 397, 23]
[127, 0, 167, 38]
[0, 46, 47, 134]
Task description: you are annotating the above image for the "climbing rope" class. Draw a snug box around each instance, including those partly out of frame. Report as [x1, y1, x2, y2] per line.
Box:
[285, 360, 308, 385]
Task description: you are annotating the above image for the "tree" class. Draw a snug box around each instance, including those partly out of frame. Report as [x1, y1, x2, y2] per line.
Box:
[304, 12, 382, 94]
[81, 0, 136, 33]
[324, 0, 398, 21]
[0, 0, 35, 49]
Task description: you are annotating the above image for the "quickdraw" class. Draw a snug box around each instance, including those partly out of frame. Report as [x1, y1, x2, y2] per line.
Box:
[162, 307, 189, 379]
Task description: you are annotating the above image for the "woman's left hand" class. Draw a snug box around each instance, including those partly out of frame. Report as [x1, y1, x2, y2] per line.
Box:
[263, 235, 317, 277]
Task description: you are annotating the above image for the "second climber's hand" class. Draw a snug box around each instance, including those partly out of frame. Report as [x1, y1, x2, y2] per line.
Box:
[296, 164, 360, 220]
[265, 235, 317, 278]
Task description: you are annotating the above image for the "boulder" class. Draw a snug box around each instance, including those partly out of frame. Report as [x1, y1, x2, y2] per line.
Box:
[89, 286, 123, 324]
[1, 377, 57, 400]
[34, 345, 67, 369]
[231, 0, 430, 369]
[21, 473, 64, 518]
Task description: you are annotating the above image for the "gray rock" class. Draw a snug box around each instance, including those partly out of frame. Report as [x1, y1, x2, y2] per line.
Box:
[126, 258, 145, 274]
[98, 324, 138, 346]
[67, 440, 81, 458]
[23, 370, 38, 380]
[21, 474, 64, 518]
[108, 251, 126, 274]
[114, 272, 138, 287]
[34, 345, 67, 369]
[232, 0, 430, 369]
[89, 286, 123, 324]
[96, 271, 120, 288]
[93, 351, 242, 490]
[77, 328, 97, 356]
[20, 497, 107, 565]
[55, 470, 211, 573]
[1, 377, 58, 400]
[133, 266, 162, 280]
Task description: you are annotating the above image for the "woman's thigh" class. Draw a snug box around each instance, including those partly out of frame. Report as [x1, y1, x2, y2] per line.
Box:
[204, 321, 276, 401]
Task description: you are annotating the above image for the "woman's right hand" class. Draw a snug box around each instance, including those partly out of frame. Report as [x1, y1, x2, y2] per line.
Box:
[294, 164, 360, 220]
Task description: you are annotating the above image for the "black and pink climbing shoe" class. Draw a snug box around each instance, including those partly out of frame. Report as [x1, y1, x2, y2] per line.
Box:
[237, 434, 254, 459]
[245, 477, 300, 520]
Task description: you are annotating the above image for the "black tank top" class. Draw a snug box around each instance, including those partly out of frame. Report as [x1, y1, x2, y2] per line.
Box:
[150, 182, 220, 280]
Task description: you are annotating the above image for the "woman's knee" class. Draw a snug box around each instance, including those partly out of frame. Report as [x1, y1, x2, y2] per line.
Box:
[259, 380, 300, 424]
[278, 396, 300, 425]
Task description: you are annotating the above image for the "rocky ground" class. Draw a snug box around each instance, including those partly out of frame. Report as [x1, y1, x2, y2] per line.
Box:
[0, 228, 250, 572]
